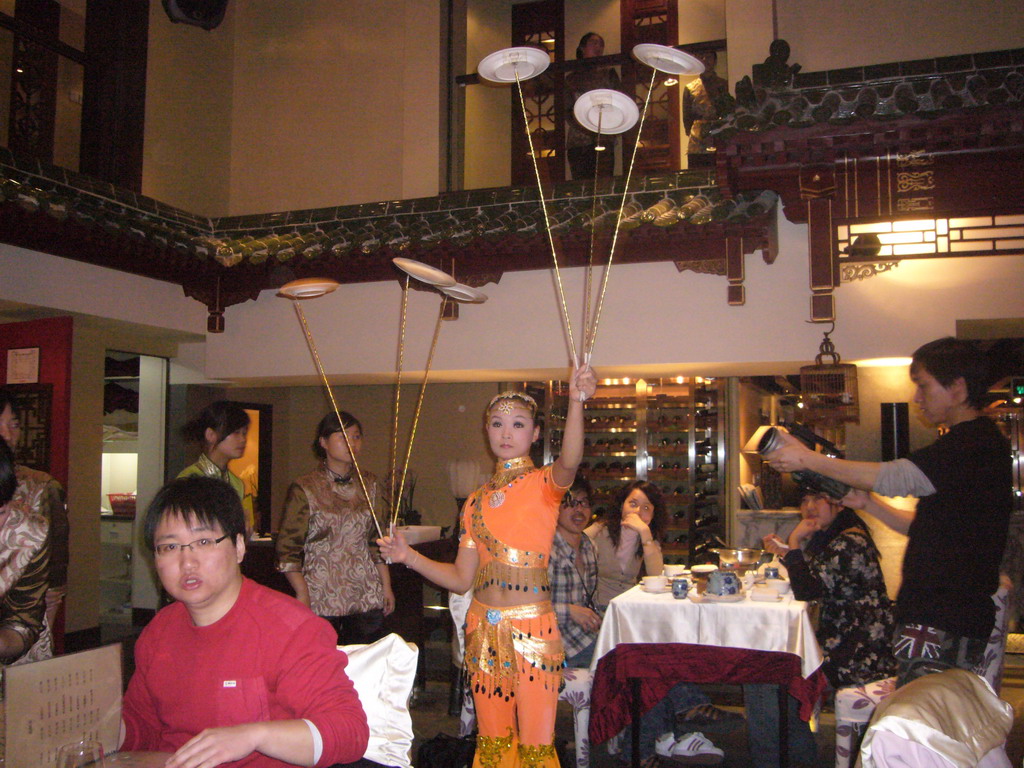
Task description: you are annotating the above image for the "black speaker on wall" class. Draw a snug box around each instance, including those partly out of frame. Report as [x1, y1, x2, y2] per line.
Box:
[881, 402, 910, 461]
[163, 0, 229, 30]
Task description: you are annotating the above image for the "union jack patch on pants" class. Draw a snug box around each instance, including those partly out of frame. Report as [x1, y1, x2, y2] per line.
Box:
[892, 622, 985, 688]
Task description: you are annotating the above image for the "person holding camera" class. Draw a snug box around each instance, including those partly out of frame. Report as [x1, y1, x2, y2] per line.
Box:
[763, 337, 1011, 687]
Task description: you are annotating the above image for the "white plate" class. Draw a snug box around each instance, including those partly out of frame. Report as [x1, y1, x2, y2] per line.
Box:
[632, 44, 705, 76]
[278, 277, 340, 299]
[573, 89, 639, 134]
[478, 46, 550, 83]
[642, 584, 672, 594]
[441, 282, 488, 303]
[689, 590, 745, 603]
[392, 257, 457, 287]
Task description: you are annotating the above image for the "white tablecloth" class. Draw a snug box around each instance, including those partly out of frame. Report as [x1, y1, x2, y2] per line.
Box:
[592, 585, 823, 679]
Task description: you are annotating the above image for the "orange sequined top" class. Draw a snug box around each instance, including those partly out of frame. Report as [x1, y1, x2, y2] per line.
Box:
[459, 462, 568, 599]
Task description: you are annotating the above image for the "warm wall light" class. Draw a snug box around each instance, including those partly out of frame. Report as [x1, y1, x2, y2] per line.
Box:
[853, 357, 913, 367]
[663, 77, 678, 86]
[838, 214, 1024, 259]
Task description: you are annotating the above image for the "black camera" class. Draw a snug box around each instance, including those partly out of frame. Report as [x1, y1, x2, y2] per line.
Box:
[757, 424, 851, 500]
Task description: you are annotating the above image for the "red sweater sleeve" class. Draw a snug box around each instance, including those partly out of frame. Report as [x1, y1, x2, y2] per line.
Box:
[272, 615, 369, 766]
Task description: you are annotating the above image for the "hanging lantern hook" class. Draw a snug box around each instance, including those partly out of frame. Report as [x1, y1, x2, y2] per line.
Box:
[815, 321, 840, 365]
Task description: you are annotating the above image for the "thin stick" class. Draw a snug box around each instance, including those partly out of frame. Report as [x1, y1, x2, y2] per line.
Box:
[584, 66, 658, 361]
[291, 300, 384, 539]
[582, 105, 606, 355]
[390, 275, 410, 514]
[393, 295, 448, 529]
[514, 69, 578, 367]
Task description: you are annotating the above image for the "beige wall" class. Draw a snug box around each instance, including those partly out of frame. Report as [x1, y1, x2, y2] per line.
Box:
[144, 0, 442, 216]
[777, 0, 1024, 73]
[205, 213, 1024, 382]
[225, 0, 440, 214]
[143, 0, 235, 217]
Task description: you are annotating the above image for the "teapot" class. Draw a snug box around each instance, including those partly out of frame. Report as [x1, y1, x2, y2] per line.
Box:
[707, 570, 741, 596]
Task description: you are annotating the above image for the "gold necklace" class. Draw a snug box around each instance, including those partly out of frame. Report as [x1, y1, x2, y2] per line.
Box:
[487, 456, 535, 507]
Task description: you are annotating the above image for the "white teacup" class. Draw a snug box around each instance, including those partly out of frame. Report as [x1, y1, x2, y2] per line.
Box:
[767, 578, 791, 594]
[641, 575, 668, 592]
[663, 564, 688, 578]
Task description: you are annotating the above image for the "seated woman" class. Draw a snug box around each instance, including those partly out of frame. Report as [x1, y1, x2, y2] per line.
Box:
[765, 490, 897, 687]
[0, 438, 50, 668]
[585, 481, 735, 767]
[747, 489, 898, 767]
[121, 476, 369, 767]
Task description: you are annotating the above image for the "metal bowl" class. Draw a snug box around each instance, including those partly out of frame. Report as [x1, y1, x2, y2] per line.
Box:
[709, 547, 765, 572]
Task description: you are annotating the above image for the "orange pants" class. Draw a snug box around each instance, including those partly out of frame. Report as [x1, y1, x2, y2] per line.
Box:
[465, 599, 563, 768]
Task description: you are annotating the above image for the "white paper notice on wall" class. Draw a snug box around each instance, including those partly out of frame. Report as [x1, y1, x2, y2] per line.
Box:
[6, 347, 40, 383]
[3, 643, 122, 767]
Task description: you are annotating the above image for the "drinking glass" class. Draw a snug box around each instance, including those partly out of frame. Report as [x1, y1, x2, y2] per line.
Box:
[55, 739, 105, 768]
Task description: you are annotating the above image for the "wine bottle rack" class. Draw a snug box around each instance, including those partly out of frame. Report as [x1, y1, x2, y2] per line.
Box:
[542, 376, 725, 564]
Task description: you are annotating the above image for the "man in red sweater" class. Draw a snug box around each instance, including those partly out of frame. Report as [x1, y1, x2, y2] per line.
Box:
[121, 476, 370, 768]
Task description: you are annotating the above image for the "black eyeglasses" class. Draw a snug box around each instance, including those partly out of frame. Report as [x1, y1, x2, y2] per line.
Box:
[562, 497, 591, 509]
[155, 534, 229, 557]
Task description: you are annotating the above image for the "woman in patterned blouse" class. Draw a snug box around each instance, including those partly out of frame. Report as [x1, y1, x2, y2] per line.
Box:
[276, 411, 394, 645]
[0, 438, 50, 666]
[764, 490, 897, 687]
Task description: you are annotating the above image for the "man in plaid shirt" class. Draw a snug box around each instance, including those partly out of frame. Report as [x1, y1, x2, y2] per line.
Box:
[548, 476, 601, 668]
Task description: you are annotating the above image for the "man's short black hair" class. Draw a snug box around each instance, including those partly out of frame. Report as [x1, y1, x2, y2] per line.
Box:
[911, 337, 991, 409]
[562, 474, 593, 506]
[143, 476, 245, 550]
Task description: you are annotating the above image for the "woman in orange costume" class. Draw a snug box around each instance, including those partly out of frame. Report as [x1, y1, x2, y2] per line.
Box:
[380, 365, 596, 768]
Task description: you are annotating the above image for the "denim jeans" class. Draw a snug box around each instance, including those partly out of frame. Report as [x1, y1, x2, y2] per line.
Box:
[618, 682, 711, 761]
[742, 684, 817, 768]
[564, 639, 597, 669]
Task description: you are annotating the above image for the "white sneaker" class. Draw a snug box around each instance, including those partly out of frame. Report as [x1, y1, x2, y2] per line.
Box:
[655, 731, 724, 765]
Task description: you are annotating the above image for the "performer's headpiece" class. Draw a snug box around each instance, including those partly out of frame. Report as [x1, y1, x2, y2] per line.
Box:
[486, 391, 538, 418]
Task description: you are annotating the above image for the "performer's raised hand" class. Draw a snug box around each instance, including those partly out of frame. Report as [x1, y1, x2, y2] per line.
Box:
[570, 363, 597, 403]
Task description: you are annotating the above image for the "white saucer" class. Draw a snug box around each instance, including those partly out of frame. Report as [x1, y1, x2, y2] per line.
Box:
[573, 89, 639, 134]
[441, 282, 488, 303]
[632, 44, 705, 75]
[393, 257, 457, 287]
[478, 47, 550, 83]
[642, 584, 672, 594]
[278, 277, 340, 300]
[691, 590, 745, 603]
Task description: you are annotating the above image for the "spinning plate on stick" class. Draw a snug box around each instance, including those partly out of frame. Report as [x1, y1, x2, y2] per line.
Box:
[574, 89, 639, 134]
[632, 44, 704, 75]
[278, 278, 340, 300]
[393, 257, 457, 288]
[441, 283, 488, 303]
[478, 46, 550, 83]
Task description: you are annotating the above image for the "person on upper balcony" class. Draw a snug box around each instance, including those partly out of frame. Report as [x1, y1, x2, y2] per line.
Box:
[565, 32, 622, 181]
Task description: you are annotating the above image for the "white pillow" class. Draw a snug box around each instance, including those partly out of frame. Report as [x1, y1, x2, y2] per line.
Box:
[339, 634, 418, 768]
